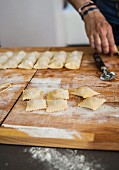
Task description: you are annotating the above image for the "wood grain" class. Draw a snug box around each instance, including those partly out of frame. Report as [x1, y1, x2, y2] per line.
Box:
[0, 69, 36, 124]
[0, 127, 119, 151]
[0, 46, 119, 150]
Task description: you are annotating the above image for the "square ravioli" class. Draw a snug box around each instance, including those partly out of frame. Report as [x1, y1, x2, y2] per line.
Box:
[70, 86, 100, 98]
[65, 51, 83, 69]
[2, 51, 27, 69]
[78, 97, 106, 111]
[65, 60, 80, 69]
[46, 100, 68, 112]
[47, 89, 69, 100]
[26, 99, 46, 111]
[22, 88, 43, 100]
[18, 51, 40, 69]
[48, 60, 64, 69]
[0, 51, 13, 67]
[34, 60, 49, 69]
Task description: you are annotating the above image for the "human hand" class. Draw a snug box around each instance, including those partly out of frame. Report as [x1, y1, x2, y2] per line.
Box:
[83, 9, 116, 55]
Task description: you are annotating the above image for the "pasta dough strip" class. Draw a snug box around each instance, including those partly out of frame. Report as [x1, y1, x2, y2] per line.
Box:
[0, 83, 11, 93]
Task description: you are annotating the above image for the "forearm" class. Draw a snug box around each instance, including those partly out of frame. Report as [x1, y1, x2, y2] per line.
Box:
[68, 0, 91, 11]
[68, 0, 116, 54]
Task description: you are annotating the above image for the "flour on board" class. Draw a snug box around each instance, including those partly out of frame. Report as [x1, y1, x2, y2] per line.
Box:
[31, 78, 61, 84]
[0, 73, 25, 84]
[2, 124, 81, 139]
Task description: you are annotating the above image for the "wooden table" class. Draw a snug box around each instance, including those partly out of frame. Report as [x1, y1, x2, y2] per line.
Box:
[0, 46, 119, 151]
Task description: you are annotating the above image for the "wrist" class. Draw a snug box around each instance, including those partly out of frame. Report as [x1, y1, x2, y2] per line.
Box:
[83, 9, 104, 22]
[78, 1, 94, 14]
[81, 6, 99, 20]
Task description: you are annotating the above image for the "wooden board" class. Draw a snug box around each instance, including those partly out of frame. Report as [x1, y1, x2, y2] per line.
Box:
[0, 46, 119, 151]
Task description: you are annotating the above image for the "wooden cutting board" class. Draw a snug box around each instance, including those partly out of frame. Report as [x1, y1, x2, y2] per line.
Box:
[0, 46, 119, 151]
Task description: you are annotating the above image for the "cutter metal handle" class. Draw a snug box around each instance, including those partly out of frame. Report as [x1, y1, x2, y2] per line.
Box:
[93, 52, 106, 72]
[93, 52, 115, 81]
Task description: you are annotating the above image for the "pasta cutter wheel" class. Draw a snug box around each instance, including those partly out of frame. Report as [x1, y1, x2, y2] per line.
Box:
[93, 52, 115, 81]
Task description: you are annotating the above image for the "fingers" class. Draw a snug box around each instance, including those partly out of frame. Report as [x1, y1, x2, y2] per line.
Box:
[89, 33, 107, 53]
[85, 11, 115, 55]
[94, 34, 102, 53]
[90, 35, 95, 48]
[106, 25, 115, 55]
[89, 25, 115, 55]
[99, 28, 109, 54]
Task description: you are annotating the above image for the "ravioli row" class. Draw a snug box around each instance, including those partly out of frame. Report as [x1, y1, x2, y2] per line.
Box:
[0, 50, 83, 69]
[22, 86, 106, 112]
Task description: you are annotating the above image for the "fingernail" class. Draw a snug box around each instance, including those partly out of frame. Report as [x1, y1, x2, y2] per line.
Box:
[91, 43, 95, 48]
[110, 52, 113, 56]
[104, 50, 108, 54]
[104, 51, 107, 54]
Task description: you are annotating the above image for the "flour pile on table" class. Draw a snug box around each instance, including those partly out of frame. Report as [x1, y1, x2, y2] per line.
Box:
[25, 147, 105, 170]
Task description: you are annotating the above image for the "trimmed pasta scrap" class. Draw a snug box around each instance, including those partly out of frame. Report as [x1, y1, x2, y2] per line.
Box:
[0, 83, 12, 93]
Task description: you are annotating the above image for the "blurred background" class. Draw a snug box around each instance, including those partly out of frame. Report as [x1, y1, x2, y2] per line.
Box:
[0, 0, 89, 47]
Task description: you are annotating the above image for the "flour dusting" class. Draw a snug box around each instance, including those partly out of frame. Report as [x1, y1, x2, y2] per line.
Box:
[22, 102, 119, 124]
[2, 125, 81, 139]
[0, 73, 25, 83]
[25, 147, 104, 170]
[31, 78, 61, 84]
